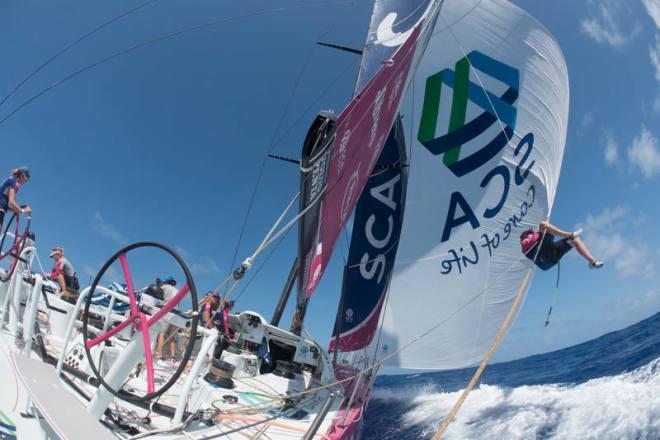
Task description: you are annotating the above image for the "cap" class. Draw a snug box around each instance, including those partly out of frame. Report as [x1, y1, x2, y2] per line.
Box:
[162, 275, 176, 284]
[49, 247, 63, 257]
[16, 166, 30, 180]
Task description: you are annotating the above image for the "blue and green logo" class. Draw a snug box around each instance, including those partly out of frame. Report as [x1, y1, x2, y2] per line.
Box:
[418, 51, 519, 177]
[0, 409, 16, 440]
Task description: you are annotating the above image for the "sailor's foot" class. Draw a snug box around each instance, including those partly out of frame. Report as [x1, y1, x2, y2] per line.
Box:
[571, 229, 582, 239]
[589, 260, 604, 269]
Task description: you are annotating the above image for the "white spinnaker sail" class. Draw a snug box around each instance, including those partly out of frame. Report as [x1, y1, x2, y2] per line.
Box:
[378, 0, 569, 369]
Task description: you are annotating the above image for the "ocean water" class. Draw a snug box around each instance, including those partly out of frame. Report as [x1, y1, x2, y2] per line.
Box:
[362, 312, 660, 439]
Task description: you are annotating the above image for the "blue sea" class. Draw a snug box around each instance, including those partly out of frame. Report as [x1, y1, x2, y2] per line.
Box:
[362, 312, 660, 439]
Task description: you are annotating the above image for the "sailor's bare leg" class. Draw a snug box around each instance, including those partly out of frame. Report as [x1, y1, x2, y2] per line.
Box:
[56, 274, 73, 298]
[155, 332, 165, 359]
[169, 336, 177, 360]
[569, 237, 597, 264]
[539, 220, 573, 238]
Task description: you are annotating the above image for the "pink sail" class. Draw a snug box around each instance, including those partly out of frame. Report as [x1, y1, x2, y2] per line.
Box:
[302, 25, 422, 297]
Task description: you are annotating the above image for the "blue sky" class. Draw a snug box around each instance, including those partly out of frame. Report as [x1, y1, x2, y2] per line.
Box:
[1, 0, 659, 366]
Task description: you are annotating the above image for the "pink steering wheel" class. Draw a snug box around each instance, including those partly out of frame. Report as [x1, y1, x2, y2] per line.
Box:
[81, 242, 199, 402]
[0, 213, 31, 282]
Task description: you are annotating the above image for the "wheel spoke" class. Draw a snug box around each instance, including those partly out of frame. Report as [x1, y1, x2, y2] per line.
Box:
[86, 314, 137, 349]
[82, 241, 198, 402]
[118, 253, 139, 316]
[147, 283, 190, 328]
[137, 313, 155, 394]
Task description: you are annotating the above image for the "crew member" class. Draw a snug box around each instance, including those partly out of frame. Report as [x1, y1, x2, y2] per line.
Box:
[521, 220, 604, 270]
[155, 275, 180, 363]
[48, 247, 80, 303]
[0, 167, 32, 228]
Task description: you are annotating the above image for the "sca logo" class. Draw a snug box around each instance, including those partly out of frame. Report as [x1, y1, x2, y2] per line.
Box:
[417, 51, 537, 242]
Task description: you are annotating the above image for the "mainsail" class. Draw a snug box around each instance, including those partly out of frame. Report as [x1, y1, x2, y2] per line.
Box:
[376, 0, 570, 369]
[294, 0, 444, 332]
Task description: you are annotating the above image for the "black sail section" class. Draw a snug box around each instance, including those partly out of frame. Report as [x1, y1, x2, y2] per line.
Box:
[292, 111, 336, 334]
[330, 116, 408, 352]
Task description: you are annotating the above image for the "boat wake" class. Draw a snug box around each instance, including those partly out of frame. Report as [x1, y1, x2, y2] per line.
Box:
[368, 356, 660, 439]
[363, 312, 660, 439]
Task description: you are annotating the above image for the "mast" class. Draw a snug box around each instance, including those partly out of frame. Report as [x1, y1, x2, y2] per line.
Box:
[271, 258, 299, 326]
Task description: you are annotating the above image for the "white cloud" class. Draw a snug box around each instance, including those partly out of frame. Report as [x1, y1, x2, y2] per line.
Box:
[174, 245, 191, 259]
[173, 245, 221, 276]
[578, 206, 656, 279]
[627, 125, 660, 178]
[190, 256, 221, 276]
[83, 264, 122, 284]
[650, 35, 660, 82]
[577, 113, 593, 136]
[641, 0, 660, 29]
[642, 1, 660, 82]
[604, 133, 619, 165]
[580, 0, 642, 47]
[581, 205, 627, 230]
[92, 212, 127, 245]
[615, 246, 656, 279]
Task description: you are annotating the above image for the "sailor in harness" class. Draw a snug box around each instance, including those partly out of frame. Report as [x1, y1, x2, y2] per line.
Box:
[0, 166, 32, 228]
[521, 220, 604, 270]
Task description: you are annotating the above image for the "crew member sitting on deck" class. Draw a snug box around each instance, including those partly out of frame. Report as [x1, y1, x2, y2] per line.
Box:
[155, 275, 180, 364]
[521, 220, 604, 270]
[0, 167, 32, 229]
[48, 247, 80, 303]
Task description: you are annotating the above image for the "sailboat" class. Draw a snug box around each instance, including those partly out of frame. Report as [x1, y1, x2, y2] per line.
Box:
[0, 0, 568, 438]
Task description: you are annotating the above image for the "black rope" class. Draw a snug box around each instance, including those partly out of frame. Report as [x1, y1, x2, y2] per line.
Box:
[0, 0, 158, 110]
[0, 1, 353, 128]
[223, 22, 321, 293]
[233, 225, 293, 302]
[224, 4, 352, 292]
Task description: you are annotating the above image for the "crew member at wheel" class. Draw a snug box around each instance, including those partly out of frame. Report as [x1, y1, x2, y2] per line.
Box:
[0, 166, 32, 229]
[48, 247, 80, 303]
[155, 275, 180, 365]
[521, 220, 604, 270]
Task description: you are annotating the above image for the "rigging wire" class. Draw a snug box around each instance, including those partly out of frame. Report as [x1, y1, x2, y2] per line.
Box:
[0, 0, 159, 110]
[206, 235, 547, 421]
[223, 5, 352, 293]
[544, 260, 561, 327]
[0, 0, 353, 128]
[233, 225, 293, 302]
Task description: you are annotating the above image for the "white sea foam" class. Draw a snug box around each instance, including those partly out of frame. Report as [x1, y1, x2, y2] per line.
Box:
[372, 357, 660, 439]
